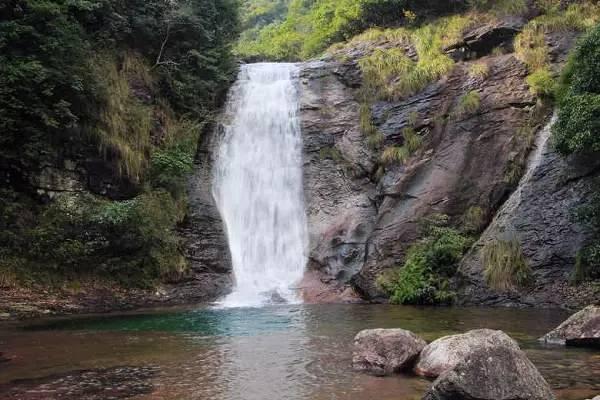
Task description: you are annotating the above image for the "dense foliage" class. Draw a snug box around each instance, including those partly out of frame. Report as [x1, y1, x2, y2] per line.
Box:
[552, 22, 600, 283]
[573, 193, 600, 283]
[0, 0, 239, 287]
[236, 0, 465, 61]
[378, 215, 473, 305]
[553, 24, 600, 154]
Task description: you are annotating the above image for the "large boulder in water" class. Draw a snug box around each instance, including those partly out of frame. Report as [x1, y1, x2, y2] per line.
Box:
[352, 328, 426, 376]
[540, 305, 600, 347]
[423, 334, 556, 400]
[415, 329, 520, 378]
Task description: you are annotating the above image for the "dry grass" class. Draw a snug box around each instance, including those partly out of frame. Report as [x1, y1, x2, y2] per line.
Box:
[462, 206, 486, 233]
[93, 53, 155, 182]
[483, 237, 531, 291]
[455, 90, 481, 117]
[0, 268, 19, 288]
[381, 146, 410, 165]
[469, 62, 490, 79]
[380, 128, 422, 165]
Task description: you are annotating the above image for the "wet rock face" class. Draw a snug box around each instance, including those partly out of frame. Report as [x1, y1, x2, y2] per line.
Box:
[541, 305, 600, 347]
[352, 328, 427, 376]
[457, 136, 600, 308]
[179, 124, 233, 302]
[0, 366, 158, 400]
[415, 329, 520, 378]
[422, 341, 556, 400]
[299, 61, 378, 302]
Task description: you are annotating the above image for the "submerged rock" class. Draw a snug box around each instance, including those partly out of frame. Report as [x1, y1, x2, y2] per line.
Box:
[352, 328, 426, 376]
[540, 305, 600, 347]
[0, 366, 158, 400]
[423, 335, 555, 400]
[415, 329, 520, 378]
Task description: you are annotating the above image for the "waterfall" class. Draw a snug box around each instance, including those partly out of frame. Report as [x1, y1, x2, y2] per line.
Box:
[213, 63, 309, 308]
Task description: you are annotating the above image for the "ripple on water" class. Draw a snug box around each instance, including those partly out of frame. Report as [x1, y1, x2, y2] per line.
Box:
[0, 305, 598, 400]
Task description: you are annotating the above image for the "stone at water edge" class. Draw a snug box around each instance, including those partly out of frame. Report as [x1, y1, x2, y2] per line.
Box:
[352, 328, 426, 376]
[414, 329, 520, 378]
[540, 305, 600, 347]
[422, 338, 556, 400]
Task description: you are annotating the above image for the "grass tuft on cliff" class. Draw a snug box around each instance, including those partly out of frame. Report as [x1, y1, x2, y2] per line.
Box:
[483, 237, 531, 291]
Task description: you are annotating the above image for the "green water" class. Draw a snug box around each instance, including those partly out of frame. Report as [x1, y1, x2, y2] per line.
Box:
[1, 305, 598, 400]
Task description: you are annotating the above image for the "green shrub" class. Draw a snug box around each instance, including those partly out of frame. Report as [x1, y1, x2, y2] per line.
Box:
[356, 15, 472, 101]
[483, 238, 531, 291]
[572, 245, 600, 283]
[571, 191, 600, 283]
[319, 146, 344, 162]
[236, 0, 466, 61]
[562, 23, 600, 96]
[455, 90, 481, 117]
[378, 217, 472, 305]
[526, 68, 556, 97]
[381, 146, 410, 165]
[469, 62, 490, 80]
[515, 25, 549, 71]
[380, 128, 422, 165]
[0, 0, 238, 288]
[402, 127, 423, 153]
[504, 159, 525, 185]
[468, 0, 528, 16]
[553, 94, 600, 154]
[462, 206, 486, 234]
[367, 131, 386, 148]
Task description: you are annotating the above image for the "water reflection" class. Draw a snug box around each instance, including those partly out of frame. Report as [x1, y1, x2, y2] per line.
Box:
[1, 305, 598, 400]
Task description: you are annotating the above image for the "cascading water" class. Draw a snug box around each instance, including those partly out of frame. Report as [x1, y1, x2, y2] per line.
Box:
[213, 63, 309, 308]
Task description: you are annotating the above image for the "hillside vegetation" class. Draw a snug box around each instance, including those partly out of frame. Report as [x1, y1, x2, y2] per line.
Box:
[0, 0, 239, 288]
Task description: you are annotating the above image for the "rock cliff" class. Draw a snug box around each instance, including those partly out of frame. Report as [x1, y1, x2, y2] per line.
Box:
[297, 19, 599, 307]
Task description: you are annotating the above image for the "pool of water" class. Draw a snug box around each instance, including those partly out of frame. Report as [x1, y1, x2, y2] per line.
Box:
[0, 305, 598, 400]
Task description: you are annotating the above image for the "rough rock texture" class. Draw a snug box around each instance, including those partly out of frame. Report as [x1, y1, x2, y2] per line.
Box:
[300, 51, 539, 300]
[445, 17, 525, 61]
[422, 341, 556, 400]
[299, 61, 378, 302]
[540, 305, 600, 347]
[415, 329, 520, 378]
[352, 328, 427, 376]
[298, 17, 599, 307]
[456, 125, 600, 308]
[179, 123, 233, 302]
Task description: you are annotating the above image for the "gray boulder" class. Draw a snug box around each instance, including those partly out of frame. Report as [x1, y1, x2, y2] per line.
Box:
[415, 329, 520, 378]
[423, 334, 556, 400]
[540, 305, 600, 347]
[352, 328, 426, 376]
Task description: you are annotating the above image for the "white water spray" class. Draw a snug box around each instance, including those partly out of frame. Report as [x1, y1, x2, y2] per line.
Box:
[213, 63, 309, 308]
